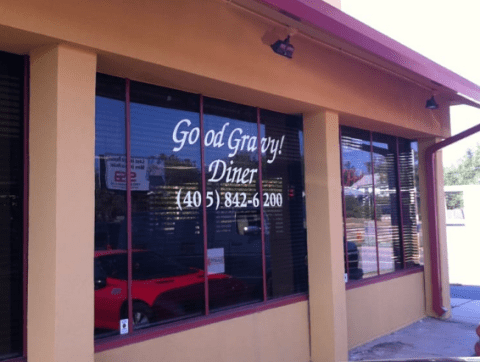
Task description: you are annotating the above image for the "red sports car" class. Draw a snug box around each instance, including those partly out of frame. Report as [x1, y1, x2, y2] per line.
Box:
[94, 250, 246, 332]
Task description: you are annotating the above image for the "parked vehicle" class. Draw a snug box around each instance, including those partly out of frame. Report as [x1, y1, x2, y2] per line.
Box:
[94, 250, 246, 332]
[100, 208, 270, 296]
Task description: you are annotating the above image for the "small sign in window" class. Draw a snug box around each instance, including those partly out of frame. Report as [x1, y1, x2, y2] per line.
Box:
[207, 248, 225, 275]
[120, 319, 129, 335]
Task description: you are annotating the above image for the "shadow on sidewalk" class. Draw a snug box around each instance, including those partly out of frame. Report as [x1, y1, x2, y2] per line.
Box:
[349, 299, 480, 361]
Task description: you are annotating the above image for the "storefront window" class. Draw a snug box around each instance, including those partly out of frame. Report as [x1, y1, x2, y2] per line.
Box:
[398, 139, 423, 266]
[341, 128, 377, 279]
[340, 126, 421, 282]
[130, 81, 205, 326]
[94, 75, 308, 340]
[94, 74, 126, 338]
[203, 98, 262, 309]
[0, 51, 25, 360]
[372, 133, 401, 274]
[260, 109, 307, 297]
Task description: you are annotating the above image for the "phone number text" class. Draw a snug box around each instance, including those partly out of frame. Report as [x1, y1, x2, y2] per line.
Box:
[176, 189, 283, 210]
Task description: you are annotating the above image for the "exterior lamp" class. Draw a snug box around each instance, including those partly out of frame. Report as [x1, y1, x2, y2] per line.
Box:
[426, 96, 439, 109]
[271, 35, 294, 59]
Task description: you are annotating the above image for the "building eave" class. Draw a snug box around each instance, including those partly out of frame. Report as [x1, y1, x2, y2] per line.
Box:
[235, 0, 480, 106]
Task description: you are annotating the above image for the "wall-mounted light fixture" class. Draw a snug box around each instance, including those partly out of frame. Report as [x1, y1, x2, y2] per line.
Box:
[426, 96, 439, 109]
[271, 35, 294, 59]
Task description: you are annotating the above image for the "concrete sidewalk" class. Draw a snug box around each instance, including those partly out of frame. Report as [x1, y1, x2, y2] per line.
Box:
[348, 298, 480, 361]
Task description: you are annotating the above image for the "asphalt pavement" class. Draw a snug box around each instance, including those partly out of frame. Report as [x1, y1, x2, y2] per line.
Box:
[348, 285, 480, 361]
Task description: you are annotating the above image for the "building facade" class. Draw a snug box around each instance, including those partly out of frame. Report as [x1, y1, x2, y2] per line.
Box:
[0, 0, 479, 361]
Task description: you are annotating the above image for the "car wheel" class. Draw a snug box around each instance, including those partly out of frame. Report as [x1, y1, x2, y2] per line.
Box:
[132, 302, 154, 326]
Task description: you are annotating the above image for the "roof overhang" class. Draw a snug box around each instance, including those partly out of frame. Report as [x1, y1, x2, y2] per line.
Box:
[230, 0, 480, 108]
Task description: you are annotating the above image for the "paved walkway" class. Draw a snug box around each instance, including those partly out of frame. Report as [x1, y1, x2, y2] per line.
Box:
[348, 298, 480, 361]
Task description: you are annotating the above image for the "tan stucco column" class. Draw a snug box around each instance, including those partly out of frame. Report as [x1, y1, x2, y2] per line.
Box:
[418, 138, 450, 318]
[304, 111, 348, 362]
[28, 44, 96, 362]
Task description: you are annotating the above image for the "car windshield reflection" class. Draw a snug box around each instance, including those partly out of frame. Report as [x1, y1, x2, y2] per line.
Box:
[96, 251, 196, 281]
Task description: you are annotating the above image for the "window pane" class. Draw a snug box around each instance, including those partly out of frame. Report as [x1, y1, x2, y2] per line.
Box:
[94, 74, 127, 338]
[203, 97, 261, 310]
[0, 50, 24, 359]
[95, 76, 311, 335]
[129, 81, 205, 328]
[398, 139, 422, 266]
[372, 133, 401, 274]
[341, 127, 377, 279]
[260, 110, 307, 298]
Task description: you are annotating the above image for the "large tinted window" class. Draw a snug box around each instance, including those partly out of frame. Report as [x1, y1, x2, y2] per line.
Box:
[94, 74, 127, 337]
[130, 81, 205, 326]
[260, 110, 307, 297]
[398, 139, 422, 266]
[340, 126, 421, 282]
[203, 98, 262, 309]
[341, 127, 378, 278]
[0, 51, 24, 359]
[372, 133, 401, 274]
[94, 75, 308, 339]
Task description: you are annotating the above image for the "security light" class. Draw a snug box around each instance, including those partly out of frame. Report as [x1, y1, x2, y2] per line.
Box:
[426, 96, 439, 109]
[271, 35, 294, 59]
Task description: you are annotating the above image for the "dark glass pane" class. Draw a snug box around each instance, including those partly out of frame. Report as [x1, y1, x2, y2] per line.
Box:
[260, 110, 307, 298]
[341, 127, 377, 279]
[372, 133, 401, 274]
[94, 74, 127, 338]
[398, 139, 422, 266]
[203, 97, 260, 310]
[129, 81, 205, 327]
[0, 51, 24, 360]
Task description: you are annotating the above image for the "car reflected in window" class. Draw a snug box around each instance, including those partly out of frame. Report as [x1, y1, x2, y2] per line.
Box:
[94, 250, 246, 334]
